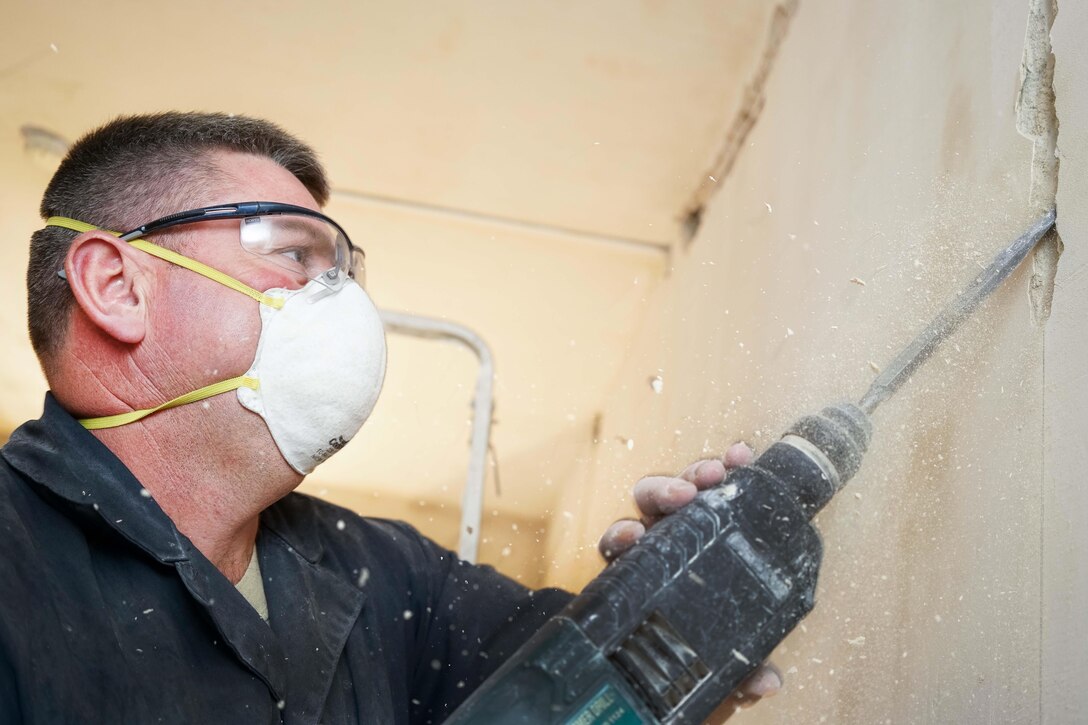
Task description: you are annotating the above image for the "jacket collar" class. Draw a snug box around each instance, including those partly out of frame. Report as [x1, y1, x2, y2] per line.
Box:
[1, 393, 188, 563]
[261, 494, 324, 563]
[1, 393, 329, 566]
[2, 394, 363, 711]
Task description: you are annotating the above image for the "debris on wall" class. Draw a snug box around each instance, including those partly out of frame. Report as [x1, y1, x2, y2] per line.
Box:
[1016, 0, 1063, 323]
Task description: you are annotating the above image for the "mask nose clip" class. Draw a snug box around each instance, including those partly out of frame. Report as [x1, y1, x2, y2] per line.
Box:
[302, 268, 349, 302]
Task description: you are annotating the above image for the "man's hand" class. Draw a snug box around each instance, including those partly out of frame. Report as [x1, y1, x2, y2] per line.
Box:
[598, 442, 783, 722]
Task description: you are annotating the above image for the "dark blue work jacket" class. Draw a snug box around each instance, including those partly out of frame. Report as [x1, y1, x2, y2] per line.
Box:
[0, 396, 572, 723]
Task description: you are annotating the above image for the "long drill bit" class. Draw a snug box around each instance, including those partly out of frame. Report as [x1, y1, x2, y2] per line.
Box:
[858, 208, 1057, 415]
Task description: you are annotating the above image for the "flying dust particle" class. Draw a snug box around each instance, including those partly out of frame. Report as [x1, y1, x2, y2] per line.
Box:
[868, 361, 881, 373]
[732, 649, 751, 665]
[850, 277, 867, 287]
[50, 43, 59, 53]
[139, 488, 151, 498]
[649, 375, 664, 394]
[336, 520, 346, 531]
[765, 202, 773, 213]
[786, 328, 795, 337]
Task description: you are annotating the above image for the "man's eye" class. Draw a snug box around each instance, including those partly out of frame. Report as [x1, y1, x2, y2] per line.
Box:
[279, 248, 305, 264]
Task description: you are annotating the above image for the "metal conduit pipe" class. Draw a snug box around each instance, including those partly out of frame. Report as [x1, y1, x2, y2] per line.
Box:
[377, 309, 495, 563]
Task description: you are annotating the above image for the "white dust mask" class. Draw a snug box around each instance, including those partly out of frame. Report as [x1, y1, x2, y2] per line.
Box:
[237, 279, 386, 474]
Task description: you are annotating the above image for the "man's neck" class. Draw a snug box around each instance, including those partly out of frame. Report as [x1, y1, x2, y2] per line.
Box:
[91, 399, 301, 583]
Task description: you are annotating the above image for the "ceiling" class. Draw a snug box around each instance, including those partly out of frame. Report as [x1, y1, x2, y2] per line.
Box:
[0, 0, 781, 523]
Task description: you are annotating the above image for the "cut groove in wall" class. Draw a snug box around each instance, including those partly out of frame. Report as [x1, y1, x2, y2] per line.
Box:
[1016, 0, 1063, 324]
[681, 0, 799, 244]
[1029, 229, 1063, 323]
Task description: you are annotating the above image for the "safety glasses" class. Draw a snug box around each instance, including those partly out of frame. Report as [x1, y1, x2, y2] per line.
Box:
[118, 202, 365, 289]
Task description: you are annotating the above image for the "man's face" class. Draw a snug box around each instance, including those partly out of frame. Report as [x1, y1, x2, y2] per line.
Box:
[137, 152, 326, 467]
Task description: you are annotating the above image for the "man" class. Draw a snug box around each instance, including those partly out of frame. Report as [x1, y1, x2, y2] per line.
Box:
[0, 112, 778, 723]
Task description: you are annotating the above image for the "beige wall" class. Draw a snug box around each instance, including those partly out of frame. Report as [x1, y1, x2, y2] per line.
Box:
[0, 141, 52, 431]
[1045, 0, 1087, 719]
[547, 0, 1082, 721]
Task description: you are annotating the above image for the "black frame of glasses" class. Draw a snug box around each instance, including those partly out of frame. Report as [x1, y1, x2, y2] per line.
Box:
[119, 201, 365, 280]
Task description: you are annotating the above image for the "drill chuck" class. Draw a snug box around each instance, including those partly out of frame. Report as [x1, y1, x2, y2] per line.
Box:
[774, 402, 872, 515]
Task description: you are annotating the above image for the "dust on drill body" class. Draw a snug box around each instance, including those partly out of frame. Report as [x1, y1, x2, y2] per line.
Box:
[447, 403, 872, 724]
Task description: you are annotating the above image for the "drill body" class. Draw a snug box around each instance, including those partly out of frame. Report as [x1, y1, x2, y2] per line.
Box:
[445, 403, 871, 724]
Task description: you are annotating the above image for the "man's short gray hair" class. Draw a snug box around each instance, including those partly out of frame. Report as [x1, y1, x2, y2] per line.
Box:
[27, 112, 330, 371]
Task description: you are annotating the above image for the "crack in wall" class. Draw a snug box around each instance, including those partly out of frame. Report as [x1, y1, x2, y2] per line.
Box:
[1018, 3, 1061, 723]
[1016, 0, 1063, 324]
[681, 0, 799, 244]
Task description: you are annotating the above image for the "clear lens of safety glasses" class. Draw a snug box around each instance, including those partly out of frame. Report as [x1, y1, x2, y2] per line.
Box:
[113, 202, 366, 290]
[239, 214, 364, 289]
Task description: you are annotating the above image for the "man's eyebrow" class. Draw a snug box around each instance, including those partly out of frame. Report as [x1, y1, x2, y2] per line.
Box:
[270, 216, 335, 245]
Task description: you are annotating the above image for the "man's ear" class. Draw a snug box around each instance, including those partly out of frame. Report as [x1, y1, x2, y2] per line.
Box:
[64, 232, 150, 345]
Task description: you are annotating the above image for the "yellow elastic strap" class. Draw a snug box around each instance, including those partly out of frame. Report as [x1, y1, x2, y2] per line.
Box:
[46, 217, 110, 235]
[44, 217, 285, 310]
[126, 240, 284, 309]
[79, 375, 259, 430]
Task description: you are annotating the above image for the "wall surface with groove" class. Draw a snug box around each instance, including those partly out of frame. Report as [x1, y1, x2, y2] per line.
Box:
[546, 0, 1083, 721]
